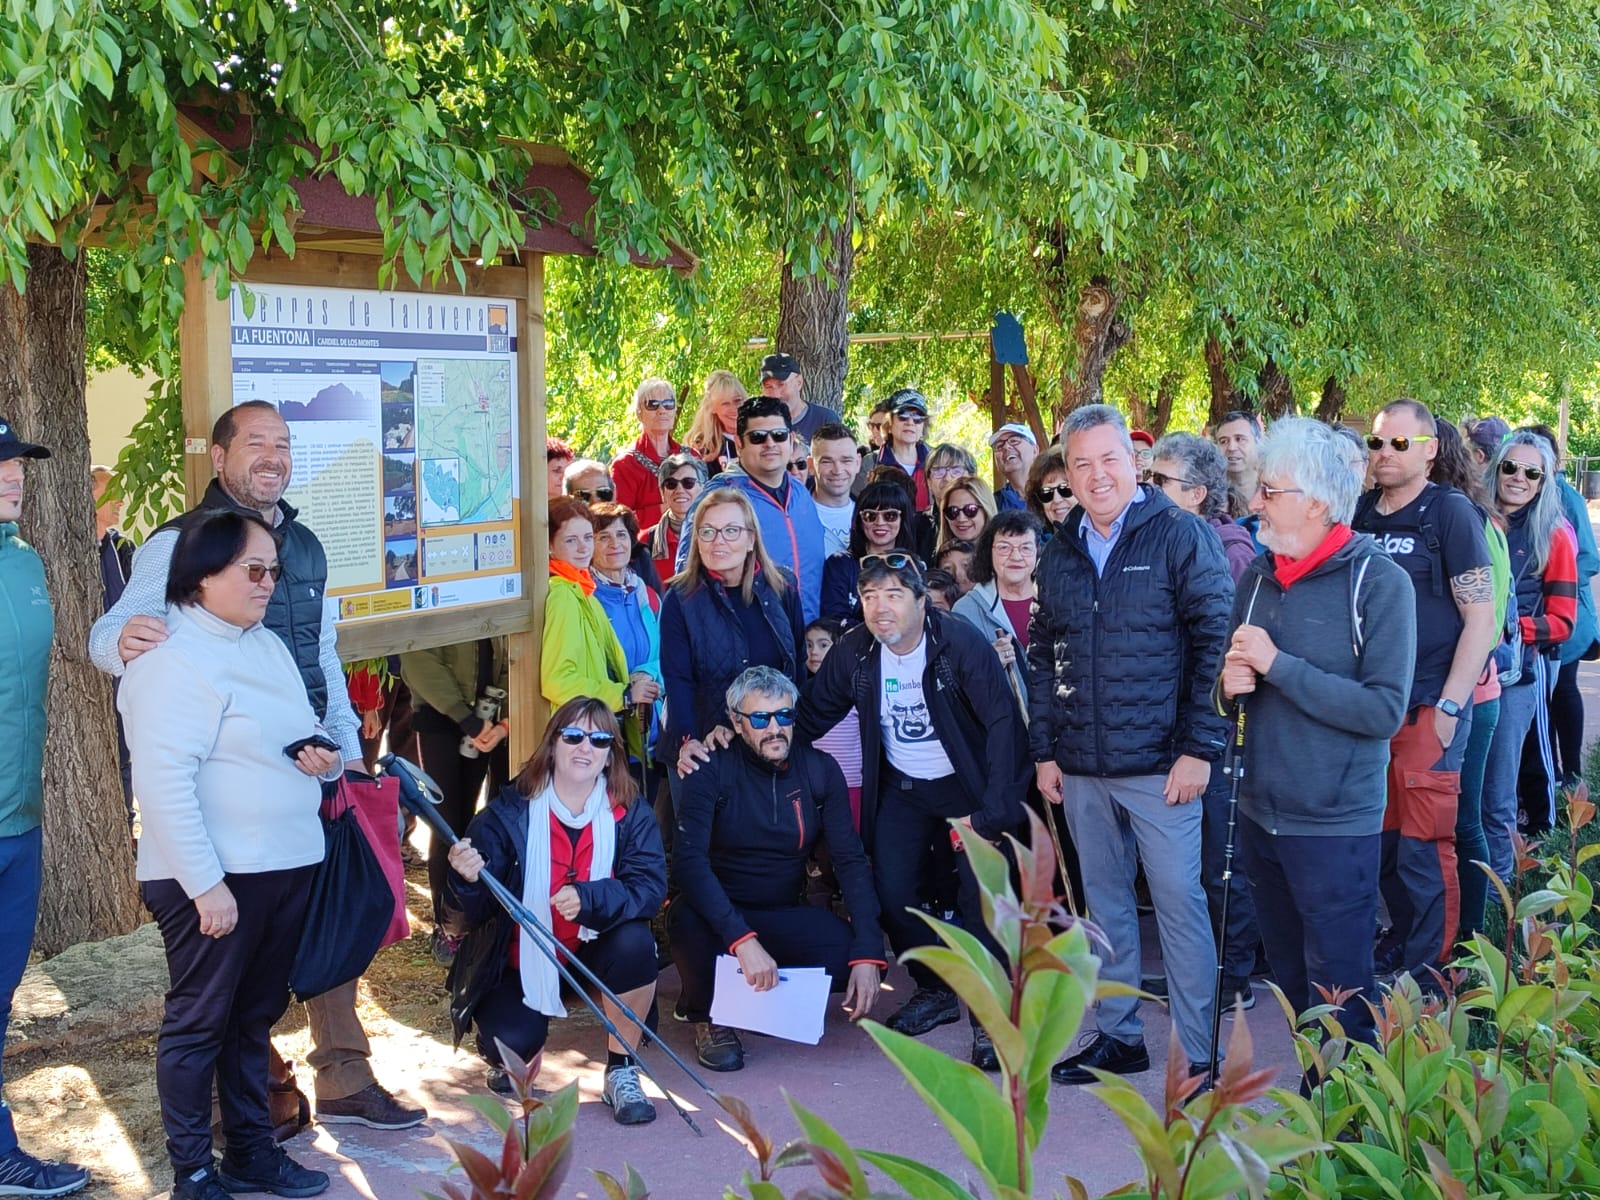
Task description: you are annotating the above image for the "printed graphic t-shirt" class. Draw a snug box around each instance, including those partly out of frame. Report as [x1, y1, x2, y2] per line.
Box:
[879, 636, 955, 779]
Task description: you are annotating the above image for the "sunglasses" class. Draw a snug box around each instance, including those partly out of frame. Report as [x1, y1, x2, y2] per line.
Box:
[1500, 460, 1545, 482]
[744, 428, 792, 445]
[1365, 434, 1434, 452]
[643, 397, 677, 411]
[236, 561, 283, 584]
[573, 487, 615, 502]
[1034, 484, 1073, 502]
[558, 727, 616, 748]
[895, 410, 927, 423]
[661, 476, 699, 491]
[735, 707, 796, 729]
[1148, 471, 1195, 489]
[943, 502, 982, 521]
[859, 508, 902, 523]
[861, 552, 923, 573]
[787, 460, 810, 474]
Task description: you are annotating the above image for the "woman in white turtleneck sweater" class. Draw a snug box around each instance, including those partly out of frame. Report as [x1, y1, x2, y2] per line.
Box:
[119, 510, 340, 1200]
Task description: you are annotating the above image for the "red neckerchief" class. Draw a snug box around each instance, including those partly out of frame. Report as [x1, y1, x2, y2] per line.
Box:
[1272, 523, 1353, 589]
[550, 558, 597, 596]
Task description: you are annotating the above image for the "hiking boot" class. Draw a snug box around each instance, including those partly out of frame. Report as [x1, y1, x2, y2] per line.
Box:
[313, 1082, 426, 1130]
[601, 1064, 657, 1125]
[970, 1027, 1000, 1073]
[885, 986, 961, 1037]
[172, 1164, 230, 1200]
[0, 1148, 89, 1198]
[693, 1023, 745, 1072]
[486, 1067, 514, 1096]
[1051, 1033, 1151, 1085]
[217, 1145, 329, 1197]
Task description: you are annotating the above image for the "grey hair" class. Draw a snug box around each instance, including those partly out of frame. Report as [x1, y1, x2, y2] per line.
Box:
[1151, 432, 1228, 520]
[657, 452, 707, 485]
[1257, 418, 1361, 525]
[1488, 431, 1563, 574]
[1060, 404, 1133, 454]
[725, 665, 799, 716]
[563, 458, 610, 489]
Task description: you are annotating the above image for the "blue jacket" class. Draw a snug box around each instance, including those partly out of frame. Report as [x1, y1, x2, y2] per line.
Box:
[0, 524, 52, 837]
[678, 466, 826, 623]
[1556, 477, 1598, 664]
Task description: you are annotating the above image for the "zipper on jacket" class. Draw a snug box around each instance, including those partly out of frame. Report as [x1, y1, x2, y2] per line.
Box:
[791, 795, 805, 849]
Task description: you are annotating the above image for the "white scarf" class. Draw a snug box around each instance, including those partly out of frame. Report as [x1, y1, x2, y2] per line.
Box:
[519, 777, 617, 1017]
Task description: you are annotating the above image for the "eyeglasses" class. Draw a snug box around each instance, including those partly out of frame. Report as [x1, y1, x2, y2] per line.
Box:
[235, 561, 283, 584]
[1255, 482, 1305, 500]
[861, 552, 923, 573]
[558, 727, 616, 748]
[661, 476, 699, 491]
[735, 708, 796, 729]
[1148, 471, 1196, 489]
[859, 508, 902, 524]
[696, 523, 748, 543]
[643, 397, 677, 411]
[743, 428, 792, 445]
[572, 487, 615, 502]
[1034, 484, 1073, 502]
[1365, 434, 1434, 452]
[1500, 461, 1545, 482]
[943, 503, 982, 521]
[929, 465, 966, 479]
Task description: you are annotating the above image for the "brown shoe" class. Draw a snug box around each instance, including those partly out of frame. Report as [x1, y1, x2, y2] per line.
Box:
[314, 1083, 426, 1130]
[692, 1022, 745, 1072]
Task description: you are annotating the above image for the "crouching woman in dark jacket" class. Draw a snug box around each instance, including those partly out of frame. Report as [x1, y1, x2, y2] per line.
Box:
[442, 698, 666, 1124]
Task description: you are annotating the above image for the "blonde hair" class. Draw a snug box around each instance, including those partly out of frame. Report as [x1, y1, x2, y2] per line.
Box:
[686, 370, 748, 461]
[633, 376, 675, 420]
[672, 487, 787, 605]
[936, 474, 998, 545]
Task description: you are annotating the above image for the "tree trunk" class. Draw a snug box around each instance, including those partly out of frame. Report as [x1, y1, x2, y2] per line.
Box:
[1204, 333, 1237, 428]
[775, 211, 854, 413]
[0, 245, 142, 954]
[1149, 369, 1181, 438]
[1056, 277, 1131, 425]
[1315, 375, 1347, 423]
[1256, 356, 1296, 418]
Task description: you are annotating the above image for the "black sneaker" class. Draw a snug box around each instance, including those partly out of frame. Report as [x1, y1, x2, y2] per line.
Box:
[172, 1164, 230, 1200]
[0, 1148, 89, 1197]
[884, 986, 961, 1038]
[1051, 1033, 1151, 1085]
[217, 1145, 329, 1197]
[601, 1064, 656, 1125]
[970, 1027, 1000, 1073]
[486, 1067, 514, 1096]
[313, 1082, 426, 1130]
[693, 1023, 745, 1072]
[1141, 973, 1169, 999]
[1221, 980, 1255, 1013]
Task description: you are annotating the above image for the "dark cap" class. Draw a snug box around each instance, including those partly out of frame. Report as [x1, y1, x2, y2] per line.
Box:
[1463, 415, 1510, 458]
[0, 418, 51, 463]
[886, 388, 929, 416]
[759, 353, 800, 381]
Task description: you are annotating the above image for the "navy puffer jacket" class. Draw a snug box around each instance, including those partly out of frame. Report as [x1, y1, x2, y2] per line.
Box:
[1026, 485, 1233, 776]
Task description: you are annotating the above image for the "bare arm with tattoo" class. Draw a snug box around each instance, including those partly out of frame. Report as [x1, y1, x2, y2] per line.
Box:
[1436, 565, 1499, 742]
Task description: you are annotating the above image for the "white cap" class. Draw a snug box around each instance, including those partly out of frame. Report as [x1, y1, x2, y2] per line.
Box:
[988, 422, 1038, 448]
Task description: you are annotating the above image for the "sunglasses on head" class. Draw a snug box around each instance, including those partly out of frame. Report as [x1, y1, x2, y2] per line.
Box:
[944, 502, 982, 521]
[735, 707, 796, 729]
[1148, 471, 1195, 489]
[661, 476, 699, 491]
[1365, 434, 1434, 452]
[558, 727, 615, 748]
[1034, 483, 1073, 502]
[236, 561, 283, 584]
[1500, 460, 1544, 482]
[859, 508, 902, 523]
[743, 428, 791, 445]
[573, 487, 615, 502]
[643, 397, 677, 411]
[861, 552, 923, 573]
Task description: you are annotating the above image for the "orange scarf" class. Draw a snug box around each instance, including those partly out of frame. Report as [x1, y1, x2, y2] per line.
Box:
[550, 558, 597, 596]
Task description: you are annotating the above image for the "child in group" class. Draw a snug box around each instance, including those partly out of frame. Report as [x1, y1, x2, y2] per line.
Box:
[802, 618, 864, 911]
[922, 568, 961, 612]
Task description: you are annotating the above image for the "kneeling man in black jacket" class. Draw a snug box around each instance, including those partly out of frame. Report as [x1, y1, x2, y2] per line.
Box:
[671, 665, 887, 1073]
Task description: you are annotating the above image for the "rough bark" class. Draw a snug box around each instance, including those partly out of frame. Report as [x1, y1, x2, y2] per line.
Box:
[1057, 277, 1131, 424]
[775, 212, 854, 413]
[1315, 375, 1347, 424]
[0, 245, 142, 954]
[1204, 333, 1238, 428]
[1256, 356, 1296, 418]
[1149, 369, 1181, 438]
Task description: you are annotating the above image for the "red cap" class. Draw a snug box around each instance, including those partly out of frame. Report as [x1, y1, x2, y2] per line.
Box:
[1130, 429, 1155, 448]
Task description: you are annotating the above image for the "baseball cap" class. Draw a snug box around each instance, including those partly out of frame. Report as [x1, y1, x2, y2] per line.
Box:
[886, 388, 929, 416]
[1463, 415, 1510, 458]
[1130, 428, 1155, 448]
[0, 418, 51, 463]
[988, 422, 1038, 448]
[759, 353, 800, 381]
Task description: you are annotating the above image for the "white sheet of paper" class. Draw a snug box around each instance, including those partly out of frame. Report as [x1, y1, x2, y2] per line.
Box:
[709, 954, 832, 1045]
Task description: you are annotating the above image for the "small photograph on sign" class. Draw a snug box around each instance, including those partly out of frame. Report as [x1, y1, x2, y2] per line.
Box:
[384, 536, 417, 586]
[382, 451, 415, 496]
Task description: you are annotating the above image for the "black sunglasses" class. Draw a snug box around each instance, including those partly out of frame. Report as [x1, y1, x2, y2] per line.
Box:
[236, 561, 284, 584]
[1148, 471, 1196, 489]
[861, 552, 923, 573]
[736, 708, 796, 729]
[573, 487, 615, 502]
[1365, 434, 1434, 452]
[787, 460, 810, 474]
[943, 502, 982, 521]
[1034, 484, 1073, 502]
[558, 727, 616, 748]
[744, 428, 792, 445]
[859, 508, 902, 523]
[660, 476, 699, 491]
[1500, 460, 1544, 482]
[643, 397, 677, 411]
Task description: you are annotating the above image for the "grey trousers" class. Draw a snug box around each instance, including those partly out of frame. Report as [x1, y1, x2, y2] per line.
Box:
[1061, 773, 1218, 1063]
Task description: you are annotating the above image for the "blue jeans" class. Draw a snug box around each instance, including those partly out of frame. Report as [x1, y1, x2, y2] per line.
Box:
[1457, 696, 1499, 940]
[1483, 681, 1542, 881]
[0, 827, 44, 1155]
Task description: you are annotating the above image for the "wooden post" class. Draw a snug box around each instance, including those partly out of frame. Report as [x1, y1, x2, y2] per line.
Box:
[1010, 364, 1049, 448]
[178, 256, 234, 505]
[508, 254, 549, 765]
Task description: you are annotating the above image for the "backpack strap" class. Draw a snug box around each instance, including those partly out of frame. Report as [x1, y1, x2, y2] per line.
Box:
[1349, 556, 1371, 657]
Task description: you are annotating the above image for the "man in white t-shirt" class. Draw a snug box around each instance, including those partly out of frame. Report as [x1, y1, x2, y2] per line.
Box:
[809, 423, 859, 558]
[799, 553, 1027, 1072]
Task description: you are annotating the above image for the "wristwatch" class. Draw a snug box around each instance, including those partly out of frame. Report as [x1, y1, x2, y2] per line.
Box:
[1436, 698, 1463, 718]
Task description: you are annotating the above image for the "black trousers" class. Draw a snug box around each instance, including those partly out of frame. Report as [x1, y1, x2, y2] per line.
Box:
[143, 866, 315, 1174]
[474, 919, 659, 1065]
[872, 772, 1003, 991]
[670, 901, 854, 1023]
[1200, 769, 1260, 982]
[414, 706, 509, 924]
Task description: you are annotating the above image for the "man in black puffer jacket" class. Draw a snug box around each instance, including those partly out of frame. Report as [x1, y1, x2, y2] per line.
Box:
[1027, 405, 1232, 1089]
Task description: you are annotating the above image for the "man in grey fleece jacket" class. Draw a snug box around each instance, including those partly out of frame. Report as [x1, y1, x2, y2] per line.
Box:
[1218, 419, 1416, 1048]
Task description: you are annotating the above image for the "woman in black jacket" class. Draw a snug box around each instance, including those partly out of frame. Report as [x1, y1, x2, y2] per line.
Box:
[442, 698, 666, 1124]
[819, 479, 920, 621]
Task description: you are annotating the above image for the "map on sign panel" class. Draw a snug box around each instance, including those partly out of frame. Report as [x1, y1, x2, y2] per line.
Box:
[415, 358, 514, 526]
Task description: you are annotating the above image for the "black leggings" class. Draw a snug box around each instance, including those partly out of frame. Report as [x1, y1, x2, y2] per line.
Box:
[1550, 657, 1585, 784]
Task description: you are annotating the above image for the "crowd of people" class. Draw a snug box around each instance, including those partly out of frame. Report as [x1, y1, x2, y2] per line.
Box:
[0, 349, 1594, 1198]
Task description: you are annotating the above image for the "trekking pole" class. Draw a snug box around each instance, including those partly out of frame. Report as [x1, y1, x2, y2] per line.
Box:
[380, 754, 714, 1134]
[1207, 698, 1247, 1081]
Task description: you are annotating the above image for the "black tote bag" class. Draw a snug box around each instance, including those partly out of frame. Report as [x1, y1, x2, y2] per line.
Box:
[289, 783, 396, 1002]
